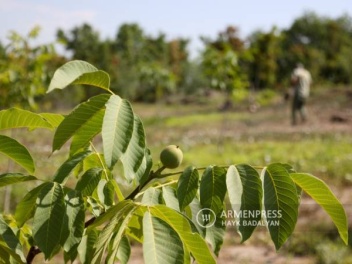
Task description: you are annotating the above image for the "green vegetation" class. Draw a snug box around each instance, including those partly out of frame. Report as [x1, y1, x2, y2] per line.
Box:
[0, 10, 352, 264]
[0, 61, 350, 264]
[2, 11, 352, 108]
[0, 26, 59, 110]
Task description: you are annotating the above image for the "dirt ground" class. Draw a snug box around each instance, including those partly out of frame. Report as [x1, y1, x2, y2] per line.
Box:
[206, 91, 352, 137]
[127, 244, 316, 264]
[127, 240, 317, 264]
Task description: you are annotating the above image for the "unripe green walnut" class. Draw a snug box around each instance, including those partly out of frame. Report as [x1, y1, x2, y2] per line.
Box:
[160, 145, 183, 169]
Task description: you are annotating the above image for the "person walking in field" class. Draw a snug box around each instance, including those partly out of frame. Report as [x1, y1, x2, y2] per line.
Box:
[290, 63, 312, 125]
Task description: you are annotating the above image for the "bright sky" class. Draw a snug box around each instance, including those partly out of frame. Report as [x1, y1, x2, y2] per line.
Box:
[1, 0, 351, 57]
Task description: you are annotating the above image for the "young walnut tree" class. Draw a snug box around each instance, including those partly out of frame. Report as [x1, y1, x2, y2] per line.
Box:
[0, 60, 348, 264]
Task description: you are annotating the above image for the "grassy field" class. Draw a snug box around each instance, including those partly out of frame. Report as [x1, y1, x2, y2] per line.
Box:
[133, 88, 352, 186]
[1, 86, 352, 263]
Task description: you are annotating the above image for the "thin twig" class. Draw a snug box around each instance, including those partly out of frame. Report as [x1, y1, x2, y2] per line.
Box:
[26, 246, 41, 264]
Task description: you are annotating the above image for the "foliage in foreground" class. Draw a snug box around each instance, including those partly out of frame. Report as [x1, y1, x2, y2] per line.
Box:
[0, 60, 349, 264]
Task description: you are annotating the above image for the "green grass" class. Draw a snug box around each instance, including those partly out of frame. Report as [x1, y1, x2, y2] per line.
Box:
[162, 111, 248, 127]
[147, 134, 352, 185]
[135, 99, 352, 186]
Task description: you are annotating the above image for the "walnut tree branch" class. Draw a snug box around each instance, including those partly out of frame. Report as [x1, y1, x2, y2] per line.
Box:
[26, 166, 166, 263]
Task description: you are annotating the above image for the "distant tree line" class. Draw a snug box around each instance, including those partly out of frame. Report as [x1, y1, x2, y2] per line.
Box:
[1, 11, 352, 107]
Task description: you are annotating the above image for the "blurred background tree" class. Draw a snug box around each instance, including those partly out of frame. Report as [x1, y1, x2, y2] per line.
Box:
[0, 26, 58, 110]
[2, 11, 351, 108]
[201, 26, 249, 109]
[279, 12, 352, 85]
[52, 12, 352, 107]
[247, 28, 282, 89]
[56, 23, 191, 102]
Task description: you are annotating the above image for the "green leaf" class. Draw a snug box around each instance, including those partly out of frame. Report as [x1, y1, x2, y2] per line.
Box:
[262, 163, 299, 250]
[182, 243, 191, 264]
[52, 94, 110, 152]
[105, 211, 135, 264]
[77, 229, 98, 264]
[177, 166, 199, 211]
[141, 188, 162, 205]
[120, 116, 149, 183]
[205, 215, 226, 256]
[0, 240, 10, 264]
[116, 236, 131, 264]
[47, 60, 110, 93]
[0, 215, 26, 263]
[226, 165, 242, 211]
[290, 173, 348, 244]
[125, 207, 145, 243]
[200, 166, 227, 215]
[0, 135, 35, 173]
[75, 168, 103, 196]
[139, 148, 154, 186]
[39, 113, 64, 128]
[53, 150, 91, 183]
[97, 179, 115, 208]
[143, 211, 184, 264]
[0, 173, 37, 187]
[82, 153, 104, 171]
[0, 108, 54, 130]
[86, 197, 103, 217]
[0, 240, 26, 264]
[148, 205, 216, 264]
[63, 190, 85, 261]
[188, 197, 205, 235]
[162, 186, 180, 211]
[15, 183, 48, 227]
[92, 201, 137, 263]
[226, 164, 262, 242]
[186, 197, 225, 256]
[102, 95, 134, 168]
[88, 200, 133, 229]
[33, 182, 68, 260]
[109, 179, 125, 202]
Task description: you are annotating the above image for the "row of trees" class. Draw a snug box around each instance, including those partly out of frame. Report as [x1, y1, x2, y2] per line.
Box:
[0, 27, 63, 109]
[57, 23, 193, 102]
[1, 11, 352, 107]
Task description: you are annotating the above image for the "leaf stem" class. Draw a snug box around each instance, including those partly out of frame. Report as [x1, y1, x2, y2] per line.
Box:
[89, 142, 108, 178]
[124, 165, 166, 200]
[158, 165, 264, 178]
[134, 179, 178, 199]
[158, 165, 219, 178]
[107, 89, 115, 95]
[82, 165, 167, 233]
